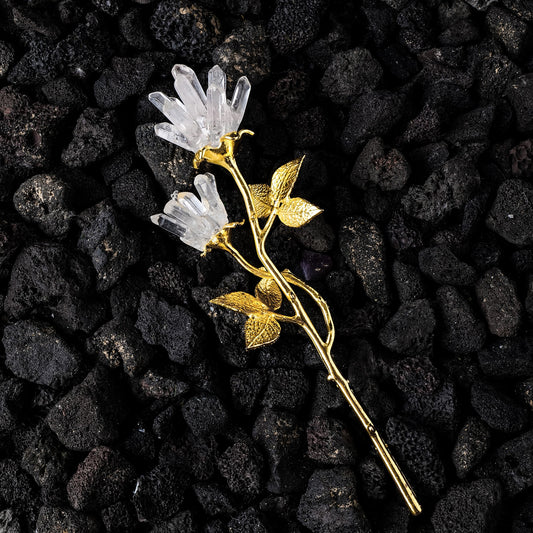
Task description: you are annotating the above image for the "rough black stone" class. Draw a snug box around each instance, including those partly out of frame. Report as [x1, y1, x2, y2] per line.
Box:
[262, 368, 309, 412]
[306, 416, 356, 465]
[193, 483, 235, 516]
[268, 0, 324, 54]
[67, 446, 135, 511]
[386, 417, 446, 497]
[351, 137, 410, 192]
[132, 461, 189, 522]
[419, 245, 477, 286]
[136, 290, 204, 365]
[431, 479, 502, 533]
[3, 319, 82, 389]
[297, 467, 371, 533]
[13, 174, 74, 238]
[182, 394, 229, 436]
[402, 158, 480, 223]
[150, 0, 221, 60]
[341, 91, 404, 153]
[212, 21, 271, 85]
[321, 49, 383, 105]
[471, 380, 527, 433]
[46, 366, 125, 451]
[486, 179, 533, 245]
[475, 267, 522, 337]
[452, 417, 491, 478]
[218, 441, 263, 498]
[379, 299, 436, 355]
[35, 506, 100, 533]
[340, 216, 391, 305]
[62, 108, 124, 168]
[478, 336, 533, 378]
[77, 200, 141, 291]
[436, 286, 486, 354]
[4, 242, 105, 333]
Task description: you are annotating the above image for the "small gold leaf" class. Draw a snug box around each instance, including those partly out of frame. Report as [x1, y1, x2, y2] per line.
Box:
[255, 278, 283, 310]
[210, 292, 268, 316]
[278, 197, 323, 227]
[245, 314, 281, 349]
[270, 157, 304, 203]
[249, 184, 273, 218]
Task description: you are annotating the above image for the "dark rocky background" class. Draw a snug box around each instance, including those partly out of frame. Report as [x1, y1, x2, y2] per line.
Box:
[0, 0, 533, 531]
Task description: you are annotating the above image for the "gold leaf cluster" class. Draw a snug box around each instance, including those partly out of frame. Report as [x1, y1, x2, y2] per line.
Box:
[210, 279, 283, 349]
[250, 157, 323, 228]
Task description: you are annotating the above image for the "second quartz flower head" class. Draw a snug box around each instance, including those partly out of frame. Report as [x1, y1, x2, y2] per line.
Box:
[150, 173, 229, 253]
[149, 64, 251, 153]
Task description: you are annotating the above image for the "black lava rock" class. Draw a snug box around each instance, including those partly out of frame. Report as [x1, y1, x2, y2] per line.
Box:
[486, 179, 533, 245]
[297, 467, 371, 533]
[268, 0, 324, 54]
[475, 267, 522, 337]
[62, 107, 124, 168]
[136, 122, 195, 196]
[0, 40, 14, 78]
[218, 441, 263, 498]
[452, 417, 491, 478]
[507, 74, 533, 133]
[478, 337, 533, 378]
[135, 290, 204, 365]
[3, 319, 82, 389]
[342, 90, 404, 153]
[471, 380, 527, 433]
[436, 286, 486, 354]
[35, 506, 100, 533]
[386, 417, 446, 497]
[431, 479, 502, 533]
[94, 56, 154, 109]
[228, 507, 268, 533]
[379, 299, 436, 356]
[77, 200, 141, 292]
[419, 245, 477, 286]
[182, 394, 229, 436]
[306, 416, 356, 465]
[351, 137, 410, 192]
[132, 461, 190, 522]
[212, 21, 271, 85]
[193, 483, 235, 516]
[4, 242, 105, 333]
[392, 260, 426, 303]
[486, 6, 530, 58]
[402, 158, 480, 223]
[13, 174, 74, 238]
[67, 446, 135, 511]
[46, 366, 126, 451]
[321, 49, 383, 105]
[340, 216, 391, 305]
[253, 408, 306, 494]
[230, 369, 267, 415]
[262, 368, 309, 412]
[150, 0, 222, 60]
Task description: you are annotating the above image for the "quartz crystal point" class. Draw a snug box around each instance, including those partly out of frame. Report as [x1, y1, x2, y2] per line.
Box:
[149, 64, 251, 152]
[150, 173, 228, 252]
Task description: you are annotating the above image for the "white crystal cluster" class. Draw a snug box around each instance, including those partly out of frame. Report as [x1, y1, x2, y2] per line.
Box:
[150, 173, 229, 252]
[149, 64, 251, 152]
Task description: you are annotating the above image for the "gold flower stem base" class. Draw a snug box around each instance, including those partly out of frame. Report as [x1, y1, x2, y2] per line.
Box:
[196, 131, 421, 516]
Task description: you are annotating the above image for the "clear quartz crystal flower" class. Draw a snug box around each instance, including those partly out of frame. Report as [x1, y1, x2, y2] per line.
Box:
[148, 64, 251, 153]
[150, 173, 228, 252]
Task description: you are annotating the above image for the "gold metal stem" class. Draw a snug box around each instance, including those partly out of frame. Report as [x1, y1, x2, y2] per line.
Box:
[217, 154, 422, 516]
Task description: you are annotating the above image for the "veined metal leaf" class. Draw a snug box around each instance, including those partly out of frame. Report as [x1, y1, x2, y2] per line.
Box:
[245, 314, 281, 349]
[278, 197, 323, 227]
[210, 291, 268, 315]
[255, 278, 282, 310]
[249, 184, 273, 218]
[270, 157, 304, 203]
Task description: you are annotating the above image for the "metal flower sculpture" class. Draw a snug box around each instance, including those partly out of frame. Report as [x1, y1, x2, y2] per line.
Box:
[149, 65, 422, 516]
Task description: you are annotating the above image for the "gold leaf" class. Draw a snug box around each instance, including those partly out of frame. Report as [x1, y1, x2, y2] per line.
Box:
[255, 278, 282, 310]
[245, 314, 281, 349]
[270, 157, 304, 203]
[210, 292, 268, 316]
[249, 184, 273, 218]
[278, 197, 323, 228]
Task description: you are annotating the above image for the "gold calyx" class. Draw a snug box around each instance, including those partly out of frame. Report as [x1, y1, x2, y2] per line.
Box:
[200, 129, 422, 516]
